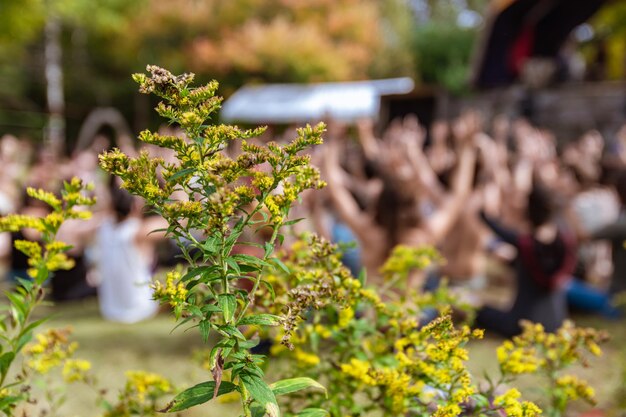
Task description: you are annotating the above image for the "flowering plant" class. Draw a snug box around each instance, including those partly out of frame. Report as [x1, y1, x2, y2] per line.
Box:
[491, 320, 608, 417]
[265, 240, 607, 417]
[99, 65, 608, 417]
[99, 66, 327, 417]
[0, 178, 95, 415]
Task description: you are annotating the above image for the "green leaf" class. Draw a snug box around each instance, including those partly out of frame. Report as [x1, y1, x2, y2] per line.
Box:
[167, 167, 195, 183]
[240, 371, 280, 417]
[473, 394, 491, 409]
[181, 266, 215, 282]
[201, 304, 222, 314]
[270, 257, 290, 274]
[283, 218, 304, 226]
[357, 268, 367, 286]
[199, 320, 212, 342]
[225, 228, 244, 252]
[237, 338, 260, 350]
[0, 352, 15, 376]
[296, 408, 329, 417]
[270, 378, 326, 398]
[238, 314, 283, 327]
[162, 381, 239, 412]
[4, 292, 26, 325]
[0, 395, 22, 412]
[21, 317, 50, 337]
[232, 254, 271, 268]
[251, 405, 265, 417]
[217, 294, 237, 324]
[186, 304, 203, 317]
[260, 280, 276, 301]
[15, 278, 33, 292]
[16, 331, 33, 352]
[225, 258, 240, 276]
[219, 325, 246, 341]
[202, 236, 221, 254]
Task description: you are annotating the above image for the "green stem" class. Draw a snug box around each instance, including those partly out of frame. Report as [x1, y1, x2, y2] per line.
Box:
[219, 233, 230, 295]
[240, 382, 252, 417]
[235, 225, 280, 323]
[0, 256, 47, 387]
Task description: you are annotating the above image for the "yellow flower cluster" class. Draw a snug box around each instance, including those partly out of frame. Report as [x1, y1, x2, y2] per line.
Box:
[497, 340, 542, 375]
[124, 370, 172, 403]
[293, 349, 321, 367]
[433, 403, 463, 417]
[494, 388, 542, 417]
[493, 320, 607, 415]
[0, 214, 46, 233]
[26, 187, 61, 210]
[251, 171, 274, 192]
[556, 375, 596, 405]
[62, 359, 91, 383]
[162, 200, 203, 219]
[336, 307, 354, 329]
[14, 240, 42, 262]
[24, 329, 80, 375]
[0, 178, 95, 284]
[499, 320, 607, 376]
[340, 358, 426, 414]
[340, 359, 376, 386]
[264, 195, 283, 224]
[379, 244, 442, 281]
[358, 288, 388, 313]
[153, 270, 188, 316]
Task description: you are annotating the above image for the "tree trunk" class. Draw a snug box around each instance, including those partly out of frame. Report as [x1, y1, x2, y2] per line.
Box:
[44, 14, 65, 157]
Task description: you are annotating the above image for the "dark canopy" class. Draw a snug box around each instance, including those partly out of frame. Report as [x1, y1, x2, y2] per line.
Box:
[472, 0, 609, 88]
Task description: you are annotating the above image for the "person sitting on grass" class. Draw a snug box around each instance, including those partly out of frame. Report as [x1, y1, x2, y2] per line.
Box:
[476, 183, 577, 337]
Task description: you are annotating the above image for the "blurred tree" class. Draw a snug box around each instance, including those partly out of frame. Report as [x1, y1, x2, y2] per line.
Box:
[115, 0, 415, 92]
[412, 24, 478, 94]
[0, 0, 144, 147]
[410, 0, 488, 94]
[1, 0, 418, 146]
[0, 0, 506, 145]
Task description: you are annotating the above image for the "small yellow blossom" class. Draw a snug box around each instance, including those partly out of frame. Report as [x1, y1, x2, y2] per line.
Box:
[62, 359, 91, 383]
[293, 349, 320, 367]
[124, 370, 172, 403]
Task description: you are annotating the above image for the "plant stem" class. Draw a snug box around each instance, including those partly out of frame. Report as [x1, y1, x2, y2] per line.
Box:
[235, 225, 280, 323]
[241, 383, 252, 417]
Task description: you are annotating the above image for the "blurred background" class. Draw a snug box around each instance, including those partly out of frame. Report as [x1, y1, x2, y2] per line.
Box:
[2, 0, 625, 152]
[3, 1, 626, 415]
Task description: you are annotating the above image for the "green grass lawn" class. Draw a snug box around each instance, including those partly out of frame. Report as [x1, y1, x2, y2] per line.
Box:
[27, 299, 241, 417]
[20, 298, 626, 416]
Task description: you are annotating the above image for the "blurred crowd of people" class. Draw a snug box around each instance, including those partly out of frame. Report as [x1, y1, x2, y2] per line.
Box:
[1, 113, 626, 336]
[309, 113, 626, 337]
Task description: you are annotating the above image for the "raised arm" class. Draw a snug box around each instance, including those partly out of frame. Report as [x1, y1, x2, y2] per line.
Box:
[322, 138, 373, 242]
[479, 210, 519, 246]
[422, 136, 477, 243]
[356, 118, 381, 161]
[398, 116, 446, 205]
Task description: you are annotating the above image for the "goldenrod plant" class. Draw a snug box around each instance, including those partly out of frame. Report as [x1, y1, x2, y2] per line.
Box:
[99, 66, 327, 417]
[266, 238, 607, 417]
[265, 237, 486, 416]
[101, 370, 173, 417]
[99, 66, 607, 417]
[490, 321, 608, 417]
[0, 178, 95, 416]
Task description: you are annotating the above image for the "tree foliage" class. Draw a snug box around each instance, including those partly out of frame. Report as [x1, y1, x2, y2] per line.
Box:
[412, 24, 478, 94]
